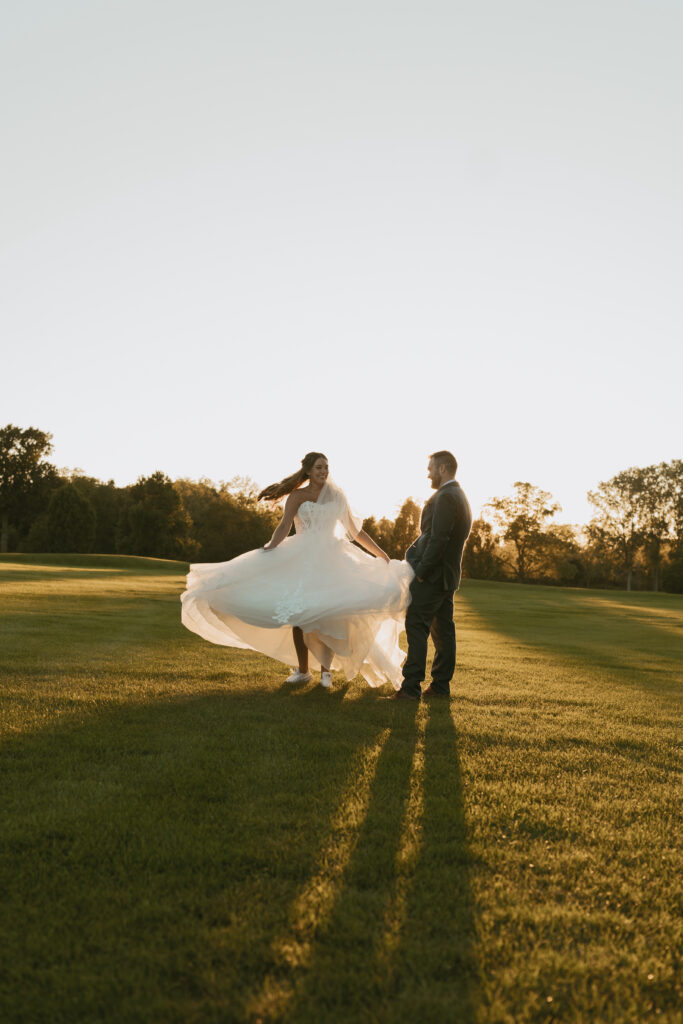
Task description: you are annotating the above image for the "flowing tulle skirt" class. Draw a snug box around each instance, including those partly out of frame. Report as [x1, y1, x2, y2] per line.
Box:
[180, 532, 414, 688]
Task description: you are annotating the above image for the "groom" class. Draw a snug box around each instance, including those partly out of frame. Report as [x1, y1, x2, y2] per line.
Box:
[390, 450, 472, 701]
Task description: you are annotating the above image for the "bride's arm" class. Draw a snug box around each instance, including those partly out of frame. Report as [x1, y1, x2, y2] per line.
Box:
[354, 529, 390, 563]
[263, 493, 300, 550]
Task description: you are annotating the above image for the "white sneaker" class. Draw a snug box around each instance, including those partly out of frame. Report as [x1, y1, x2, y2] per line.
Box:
[320, 671, 332, 689]
[285, 670, 312, 684]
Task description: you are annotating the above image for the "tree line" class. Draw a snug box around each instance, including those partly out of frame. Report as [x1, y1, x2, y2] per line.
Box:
[0, 425, 280, 563]
[1, 424, 681, 592]
[463, 469, 683, 593]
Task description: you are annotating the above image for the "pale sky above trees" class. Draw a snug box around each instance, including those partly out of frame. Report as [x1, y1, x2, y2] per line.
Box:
[2, 0, 681, 523]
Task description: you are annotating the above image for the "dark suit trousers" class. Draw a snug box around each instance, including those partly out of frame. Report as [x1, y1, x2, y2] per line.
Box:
[401, 579, 456, 696]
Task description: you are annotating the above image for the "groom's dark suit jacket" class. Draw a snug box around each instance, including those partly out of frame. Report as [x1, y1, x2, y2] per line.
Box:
[406, 480, 472, 591]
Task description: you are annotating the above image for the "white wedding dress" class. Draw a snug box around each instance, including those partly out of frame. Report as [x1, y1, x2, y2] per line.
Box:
[180, 480, 414, 688]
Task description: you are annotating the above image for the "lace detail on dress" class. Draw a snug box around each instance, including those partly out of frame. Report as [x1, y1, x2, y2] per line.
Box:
[294, 500, 318, 533]
[295, 497, 348, 539]
[273, 581, 305, 624]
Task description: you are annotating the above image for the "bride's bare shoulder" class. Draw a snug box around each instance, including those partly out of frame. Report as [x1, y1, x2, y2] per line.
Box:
[285, 488, 312, 510]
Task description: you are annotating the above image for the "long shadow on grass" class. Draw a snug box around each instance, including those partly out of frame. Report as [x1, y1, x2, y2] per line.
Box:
[461, 581, 683, 698]
[268, 700, 477, 1024]
[388, 699, 478, 1023]
[0, 689, 387, 1023]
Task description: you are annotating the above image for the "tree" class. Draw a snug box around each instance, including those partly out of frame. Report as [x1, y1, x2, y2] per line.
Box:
[587, 468, 647, 591]
[222, 480, 282, 556]
[174, 477, 279, 561]
[664, 459, 683, 554]
[362, 516, 397, 558]
[0, 424, 58, 552]
[46, 483, 96, 553]
[636, 463, 675, 591]
[362, 499, 421, 560]
[486, 482, 561, 582]
[391, 499, 421, 559]
[116, 472, 197, 560]
[659, 460, 683, 593]
[61, 473, 124, 554]
[540, 524, 581, 584]
[462, 518, 502, 580]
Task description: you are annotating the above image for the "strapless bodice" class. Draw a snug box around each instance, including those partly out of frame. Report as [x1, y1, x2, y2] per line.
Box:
[294, 500, 323, 534]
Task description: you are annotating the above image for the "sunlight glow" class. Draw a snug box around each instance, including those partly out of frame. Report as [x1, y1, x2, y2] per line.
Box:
[247, 727, 390, 1020]
[4, 3, 682, 528]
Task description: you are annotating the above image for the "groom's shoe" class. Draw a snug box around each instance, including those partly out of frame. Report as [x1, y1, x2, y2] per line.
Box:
[385, 690, 420, 701]
[423, 686, 450, 699]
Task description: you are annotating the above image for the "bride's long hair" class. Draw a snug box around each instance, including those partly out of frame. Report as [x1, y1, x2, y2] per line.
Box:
[258, 452, 327, 502]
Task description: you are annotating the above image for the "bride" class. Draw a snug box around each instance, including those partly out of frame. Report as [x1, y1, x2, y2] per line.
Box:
[181, 452, 414, 689]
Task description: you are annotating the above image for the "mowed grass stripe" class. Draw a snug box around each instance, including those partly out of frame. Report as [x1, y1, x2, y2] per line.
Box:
[0, 557, 681, 1023]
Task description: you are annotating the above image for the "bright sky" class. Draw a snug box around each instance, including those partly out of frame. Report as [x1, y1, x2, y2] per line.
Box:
[2, 0, 681, 524]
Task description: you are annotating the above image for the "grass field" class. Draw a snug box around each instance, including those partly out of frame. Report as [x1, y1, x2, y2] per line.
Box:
[0, 554, 681, 1024]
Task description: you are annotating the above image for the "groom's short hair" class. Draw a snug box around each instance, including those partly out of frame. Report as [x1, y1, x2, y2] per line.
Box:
[430, 450, 457, 475]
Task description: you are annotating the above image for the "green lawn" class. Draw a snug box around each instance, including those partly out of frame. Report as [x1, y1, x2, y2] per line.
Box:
[0, 555, 681, 1023]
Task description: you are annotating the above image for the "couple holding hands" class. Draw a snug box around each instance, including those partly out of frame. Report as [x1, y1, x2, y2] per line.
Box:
[181, 450, 472, 700]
